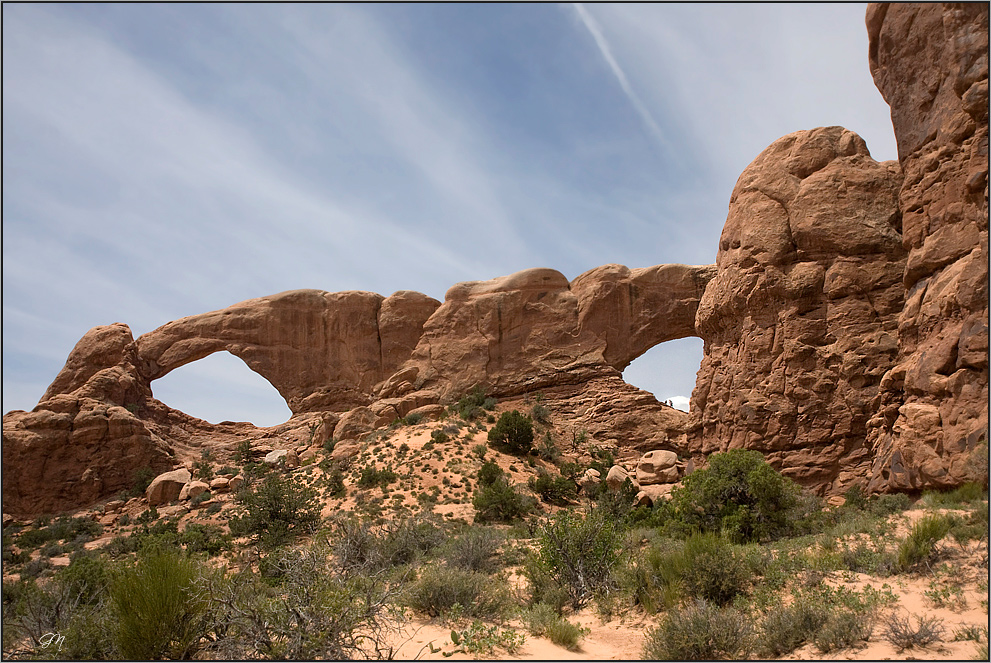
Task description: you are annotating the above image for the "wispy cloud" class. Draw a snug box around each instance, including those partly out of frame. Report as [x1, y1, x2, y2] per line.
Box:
[571, 3, 674, 156]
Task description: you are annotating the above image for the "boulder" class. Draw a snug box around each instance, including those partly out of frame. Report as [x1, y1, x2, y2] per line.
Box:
[263, 449, 299, 468]
[636, 450, 680, 485]
[228, 475, 244, 492]
[605, 465, 639, 492]
[209, 477, 230, 491]
[634, 483, 675, 507]
[578, 468, 601, 493]
[178, 480, 209, 501]
[146, 469, 191, 506]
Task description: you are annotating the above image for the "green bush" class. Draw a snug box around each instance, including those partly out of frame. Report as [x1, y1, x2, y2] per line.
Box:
[814, 609, 874, 653]
[680, 532, 750, 606]
[546, 617, 589, 651]
[528, 509, 619, 610]
[487, 410, 534, 456]
[897, 513, 954, 571]
[668, 449, 805, 543]
[357, 464, 399, 490]
[324, 467, 347, 499]
[110, 549, 211, 660]
[180, 522, 231, 556]
[228, 473, 321, 548]
[405, 565, 510, 619]
[378, 517, 444, 567]
[132, 466, 155, 496]
[758, 594, 831, 656]
[642, 599, 753, 660]
[472, 478, 537, 523]
[619, 539, 685, 613]
[477, 460, 504, 487]
[57, 553, 111, 605]
[451, 386, 491, 420]
[528, 470, 577, 506]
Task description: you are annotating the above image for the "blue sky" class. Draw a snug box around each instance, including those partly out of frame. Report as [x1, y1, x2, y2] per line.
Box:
[3, 3, 897, 425]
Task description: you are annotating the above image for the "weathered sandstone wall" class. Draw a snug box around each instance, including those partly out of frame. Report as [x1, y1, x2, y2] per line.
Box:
[688, 127, 907, 493]
[863, 3, 989, 492]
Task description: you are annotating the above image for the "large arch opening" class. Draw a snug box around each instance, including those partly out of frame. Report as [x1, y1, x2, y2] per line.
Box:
[622, 337, 704, 412]
[150, 350, 292, 427]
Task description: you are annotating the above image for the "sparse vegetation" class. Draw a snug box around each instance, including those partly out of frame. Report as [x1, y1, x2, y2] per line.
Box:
[2, 406, 987, 661]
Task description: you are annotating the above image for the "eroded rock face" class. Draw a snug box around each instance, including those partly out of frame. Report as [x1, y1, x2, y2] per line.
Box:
[864, 3, 989, 492]
[689, 126, 907, 493]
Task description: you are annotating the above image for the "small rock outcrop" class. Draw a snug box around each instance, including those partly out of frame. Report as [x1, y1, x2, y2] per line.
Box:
[689, 126, 907, 493]
[864, 2, 989, 492]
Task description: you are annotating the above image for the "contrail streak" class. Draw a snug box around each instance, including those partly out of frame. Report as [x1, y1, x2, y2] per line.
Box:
[572, 3, 674, 154]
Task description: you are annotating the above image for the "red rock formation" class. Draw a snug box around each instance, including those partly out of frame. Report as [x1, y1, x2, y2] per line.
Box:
[688, 126, 907, 493]
[3, 265, 713, 516]
[378, 264, 715, 403]
[864, 3, 989, 492]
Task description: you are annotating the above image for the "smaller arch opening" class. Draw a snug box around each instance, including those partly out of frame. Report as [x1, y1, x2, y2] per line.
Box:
[151, 351, 292, 427]
[622, 337, 703, 412]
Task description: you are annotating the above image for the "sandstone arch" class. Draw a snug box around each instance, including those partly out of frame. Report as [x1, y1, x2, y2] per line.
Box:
[136, 289, 441, 413]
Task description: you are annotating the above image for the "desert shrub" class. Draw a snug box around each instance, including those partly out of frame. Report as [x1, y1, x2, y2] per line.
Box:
[430, 429, 450, 445]
[442, 527, 503, 574]
[528, 470, 577, 506]
[448, 619, 525, 656]
[378, 516, 444, 567]
[668, 449, 806, 543]
[400, 412, 423, 426]
[642, 599, 753, 660]
[357, 464, 399, 490]
[679, 532, 750, 605]
[922, 481, 988, 508]
[530, 402, 551, 425]
[528, 509, 619, 610]
[536, 431, 560, 462]
[758, 595, 830, 657]
[546, 617, 589, 651]
[477, 460, 504, 487]
[331, 518, 380, 572]
[472, 478, 537, 523]
[180, 522, 231, 556]
[110, 549, 211, 660]
[228, 473, 321, 548]
[57, 553, 111, 605]
[867, 492, 912, 517]
[201, 545, 402, 660]
[619, 538, 685, 613]
[897, 513, 954, 571]
[487, 410, 534, 456]
[813, 609, 874, 653]
[17, 515, 102, 551]
[451, 386, 490, 420]
[405, 565, 510, 619]
[323, 467, 347, 499]
[882, 611, 945, 652]
[519, 593, 588, 647]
